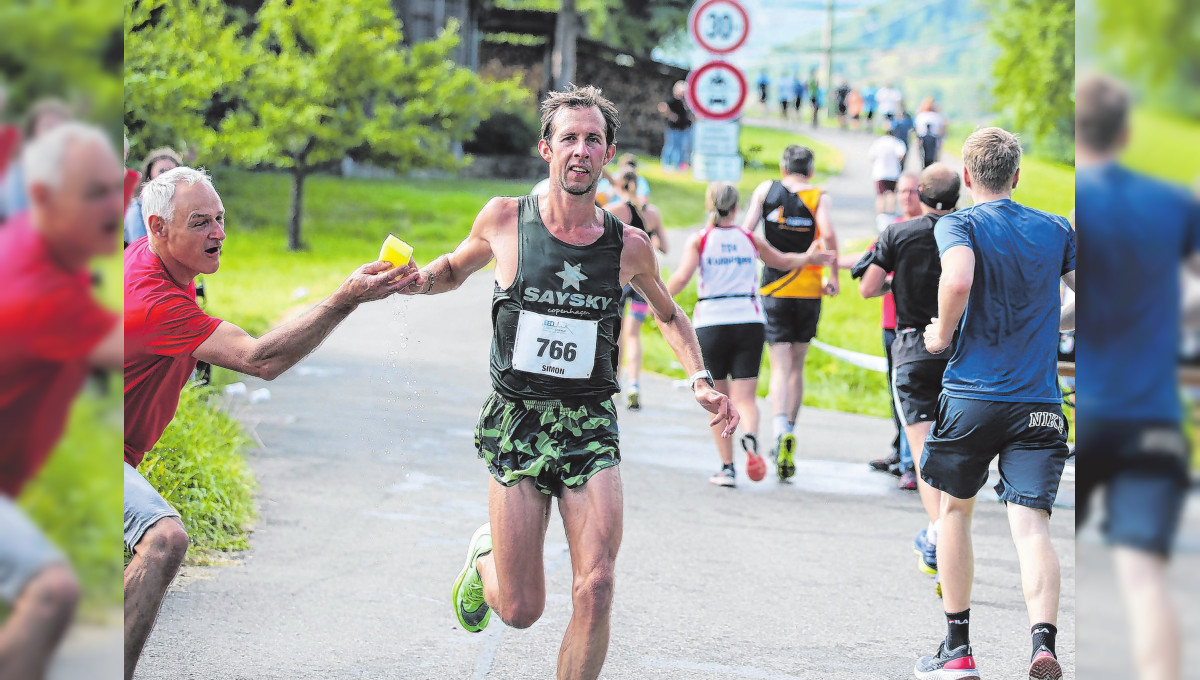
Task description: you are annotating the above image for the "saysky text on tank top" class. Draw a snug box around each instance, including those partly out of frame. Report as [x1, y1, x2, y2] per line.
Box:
[759, 181, 825, 299]
[694, 225, 764, 328]
[489, 195, 624, 401]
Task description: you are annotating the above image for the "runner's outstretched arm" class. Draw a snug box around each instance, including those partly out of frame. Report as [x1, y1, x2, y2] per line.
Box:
[753, 233, 835, 272]
[622, 227, 739, 436]
[194, 260, 419, 380]
[815, 193, 840, 295]
[401, 197, 507, 296]
[925, 244, 974, 354]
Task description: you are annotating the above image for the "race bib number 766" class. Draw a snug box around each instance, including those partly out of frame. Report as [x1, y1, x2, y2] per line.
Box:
[511, 310, 598, 379]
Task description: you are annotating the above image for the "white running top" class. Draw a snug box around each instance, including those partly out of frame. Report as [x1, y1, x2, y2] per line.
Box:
[693, 225, 765, 328]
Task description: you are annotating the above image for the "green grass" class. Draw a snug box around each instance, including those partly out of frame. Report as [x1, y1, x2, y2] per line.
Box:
[133, 386, 257, 561]
[1123, 109, 1200, 184]
[942, 124, 1075, 217]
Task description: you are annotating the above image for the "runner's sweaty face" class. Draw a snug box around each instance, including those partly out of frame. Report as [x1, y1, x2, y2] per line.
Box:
[540, 106, 615, 197]
[161, 181, 226, 276]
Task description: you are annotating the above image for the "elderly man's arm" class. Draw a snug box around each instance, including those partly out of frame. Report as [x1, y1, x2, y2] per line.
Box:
[194, 260, 418, 380]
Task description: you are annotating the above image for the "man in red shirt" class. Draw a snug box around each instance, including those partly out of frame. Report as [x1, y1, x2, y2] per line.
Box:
[122, 166, 418, 679]
[0, 122, 123, 679]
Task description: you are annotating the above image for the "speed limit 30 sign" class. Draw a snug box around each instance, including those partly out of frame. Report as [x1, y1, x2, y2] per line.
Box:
[688, 0, 749, 55]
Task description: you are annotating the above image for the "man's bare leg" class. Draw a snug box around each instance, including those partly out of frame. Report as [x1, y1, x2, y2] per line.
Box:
[556, 467, 623, 680]
[477, 478, 552, 629]
[904, 421, 941, 523]
[124, 517, 189, 680]
[1007, 503, 1060, 627]
[1114, 546, 1180, 680]
[0, 565, 79, 680]
[785, 342, 809, 423]
[938, 494, 976, 614]
[767, 343, 794, 429]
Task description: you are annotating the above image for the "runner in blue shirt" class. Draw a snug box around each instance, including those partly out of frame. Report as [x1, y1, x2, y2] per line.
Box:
[1074, 73, 1200, 680]
[914, 127, 1075, 680]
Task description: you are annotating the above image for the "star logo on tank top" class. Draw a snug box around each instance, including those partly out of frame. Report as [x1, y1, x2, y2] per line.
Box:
[556, 261, 588, 291]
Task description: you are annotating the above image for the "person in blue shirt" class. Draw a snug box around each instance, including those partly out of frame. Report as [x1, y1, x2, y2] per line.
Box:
[862, 84, 878, 132]
[756, 71, 769, 114]
[914, 127, 1075, 680]
[1074, 73, 1199, 680]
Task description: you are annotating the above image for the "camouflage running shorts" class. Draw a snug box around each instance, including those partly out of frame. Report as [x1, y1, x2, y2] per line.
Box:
[474, 391, 621, 496]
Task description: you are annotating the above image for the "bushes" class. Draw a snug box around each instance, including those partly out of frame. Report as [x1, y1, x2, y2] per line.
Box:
[134, 385, 256, 560]
[463, 105, 541, 156]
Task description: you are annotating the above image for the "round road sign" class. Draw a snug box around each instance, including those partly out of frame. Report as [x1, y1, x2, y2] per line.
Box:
[688, 0, 749, 55]
[687, 60, 747, 121]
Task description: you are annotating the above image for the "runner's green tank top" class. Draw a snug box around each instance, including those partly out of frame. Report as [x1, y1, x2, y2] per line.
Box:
[489, 195, 624, 400]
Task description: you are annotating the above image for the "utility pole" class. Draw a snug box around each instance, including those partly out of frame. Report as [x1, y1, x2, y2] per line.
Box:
[824, 0, 835, 118]
[553, 0, 577, 89]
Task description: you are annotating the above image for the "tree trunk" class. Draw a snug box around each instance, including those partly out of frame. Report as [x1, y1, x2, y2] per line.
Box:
[553, 0, 576, 90]
[288, 167, 306, 252]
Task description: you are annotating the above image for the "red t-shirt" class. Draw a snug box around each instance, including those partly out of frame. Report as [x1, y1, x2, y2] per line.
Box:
[0, 213, 117, 496]
[124, 169, 141, 212]
[0, 125, 19, 178]
[123, 238, 222, 467]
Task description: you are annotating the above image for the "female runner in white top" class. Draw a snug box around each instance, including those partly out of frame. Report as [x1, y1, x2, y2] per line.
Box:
[666, 182, 835, 487]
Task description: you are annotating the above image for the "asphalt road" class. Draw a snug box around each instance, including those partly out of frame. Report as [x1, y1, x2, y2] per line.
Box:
[131, 275, 1076, 680]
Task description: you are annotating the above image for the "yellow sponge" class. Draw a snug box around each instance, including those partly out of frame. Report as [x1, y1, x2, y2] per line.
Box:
[379, 234, 414, 269]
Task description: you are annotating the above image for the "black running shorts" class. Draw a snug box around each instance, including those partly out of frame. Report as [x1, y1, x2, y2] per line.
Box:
[763, 297, 821, 344]
[696, 322, 765, 381]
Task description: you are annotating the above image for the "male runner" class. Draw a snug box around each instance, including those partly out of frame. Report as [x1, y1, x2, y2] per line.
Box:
[741, 144, 838, 480]
[123, 167, 417, 679]
[605, 168, 667, 411]
[408, 85, 738, 680]
[915, 128, 1074, 680]
[1075, 73, 1199, 680]
[0, 122, 124, 680]
[859, 163, 959, 577]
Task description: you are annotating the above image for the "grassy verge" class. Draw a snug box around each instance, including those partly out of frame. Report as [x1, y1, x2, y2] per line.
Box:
[131, 386, 256, 563]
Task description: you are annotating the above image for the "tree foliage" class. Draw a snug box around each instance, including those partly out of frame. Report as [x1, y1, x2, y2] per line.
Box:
[125, 0, 525, 249]
[988, 0, 1074, 162]
[1090, 0, 1200, 117]
[492, 0, 690, 56]
[0, 0, 122, 127]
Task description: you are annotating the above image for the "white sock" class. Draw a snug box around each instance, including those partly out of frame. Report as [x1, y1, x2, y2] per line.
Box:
[629, 382, 639, 393]
[927, 520, 939, 546]
[772, 415, 792, 440]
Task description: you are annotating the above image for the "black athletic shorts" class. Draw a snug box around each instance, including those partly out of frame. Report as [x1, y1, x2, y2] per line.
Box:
[697, 322, 765, 381]
[921, 394, 1071, 513]
[892, 359, 947, 425]
[762, 297, 821, 344]
[1076, 418, 1191, 555]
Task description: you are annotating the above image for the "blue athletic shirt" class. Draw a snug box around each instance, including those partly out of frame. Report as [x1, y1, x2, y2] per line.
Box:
[934, 198, 1075, 403]
[1075, 163, 1200, 423]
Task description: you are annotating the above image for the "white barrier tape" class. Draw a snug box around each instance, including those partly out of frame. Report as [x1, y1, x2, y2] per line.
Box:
[810, 339, 888, 373]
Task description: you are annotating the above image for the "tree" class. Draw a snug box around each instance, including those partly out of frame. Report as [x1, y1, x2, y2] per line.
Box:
[988, 0, 1074, 162]
[1090, 0, 1200, 117]
[125, 0, 524, 250]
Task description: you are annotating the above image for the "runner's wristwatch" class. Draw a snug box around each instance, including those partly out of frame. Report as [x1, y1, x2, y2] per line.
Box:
[689, 370, 715, 389]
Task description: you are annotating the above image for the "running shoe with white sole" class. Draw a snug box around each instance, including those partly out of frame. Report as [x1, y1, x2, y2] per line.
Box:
[709, 466, 736, 487]
[775, 432, 797, 481]
[914, 642, 979, 679]
[452, 523, 493, 632]
[913, 528, 938, 575]
[627, 391, 641, 411]
[1028, 646, 1062, 680]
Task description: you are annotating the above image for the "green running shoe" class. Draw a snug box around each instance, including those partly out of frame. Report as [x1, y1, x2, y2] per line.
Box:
[776, 432, 797, 481]
[452, 523, 493, 632]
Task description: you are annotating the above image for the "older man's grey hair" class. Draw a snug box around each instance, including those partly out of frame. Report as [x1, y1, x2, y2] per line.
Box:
[22, 122, 113, 190]
[141, 166, 216, 226]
